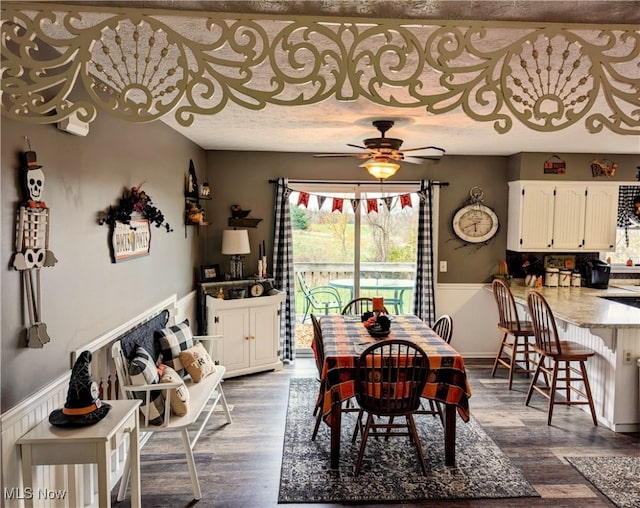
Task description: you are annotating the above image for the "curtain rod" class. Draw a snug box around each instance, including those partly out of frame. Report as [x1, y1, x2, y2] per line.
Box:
[268, 179, 449, 187]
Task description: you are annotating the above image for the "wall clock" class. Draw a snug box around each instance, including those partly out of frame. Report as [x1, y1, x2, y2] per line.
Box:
[452, 187, 499, 244]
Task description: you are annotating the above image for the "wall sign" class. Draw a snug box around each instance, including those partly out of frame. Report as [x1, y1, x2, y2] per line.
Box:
[543, 155, 566, 174]
[111, 219, 151, 262]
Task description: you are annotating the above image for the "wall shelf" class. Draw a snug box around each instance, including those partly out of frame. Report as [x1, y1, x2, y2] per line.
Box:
[228, 217, 262, 228]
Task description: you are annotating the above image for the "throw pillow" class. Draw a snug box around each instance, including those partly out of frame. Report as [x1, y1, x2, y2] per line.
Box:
[129, 347, 165, 426]
[156, 320, 194, 376]
[158, 364, 190, 416]
[179, 342, 216, 383]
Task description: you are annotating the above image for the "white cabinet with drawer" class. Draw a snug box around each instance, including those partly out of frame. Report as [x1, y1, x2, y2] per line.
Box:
[206, 292, 285, 377]
[507, 181, 618, 252]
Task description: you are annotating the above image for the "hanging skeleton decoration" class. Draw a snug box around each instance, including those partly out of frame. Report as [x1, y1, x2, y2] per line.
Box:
[12, 140, 57, 347]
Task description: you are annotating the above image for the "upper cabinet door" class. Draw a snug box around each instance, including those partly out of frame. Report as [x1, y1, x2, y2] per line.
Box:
[583, 184, 619, 251]
[507, 182, 555, 251]
[553, 186, 587, 250]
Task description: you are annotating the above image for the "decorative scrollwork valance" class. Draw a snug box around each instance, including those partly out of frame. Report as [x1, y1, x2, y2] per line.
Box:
[1, 2, 638, 135]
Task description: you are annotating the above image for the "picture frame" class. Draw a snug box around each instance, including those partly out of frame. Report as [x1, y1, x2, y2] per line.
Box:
[200, 264, 221, 282]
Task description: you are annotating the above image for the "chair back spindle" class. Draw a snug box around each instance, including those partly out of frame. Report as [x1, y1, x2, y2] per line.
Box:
[432, 315, 453, 344]
[527, 291, 563, 356]
[342, 297, 389, 316]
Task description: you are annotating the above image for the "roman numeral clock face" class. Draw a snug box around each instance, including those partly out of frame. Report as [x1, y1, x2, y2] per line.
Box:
[452, 204, 499, 243]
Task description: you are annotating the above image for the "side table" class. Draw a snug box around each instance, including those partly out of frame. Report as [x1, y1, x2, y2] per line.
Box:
[18, 399, 141, 508]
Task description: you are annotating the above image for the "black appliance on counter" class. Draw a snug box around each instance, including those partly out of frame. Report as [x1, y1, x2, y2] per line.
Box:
[585, 259, 611, 289]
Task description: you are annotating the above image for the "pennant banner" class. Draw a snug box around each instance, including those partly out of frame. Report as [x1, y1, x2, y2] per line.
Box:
[400, 193, 412, 208]
[288, 188, 427, 213]
[297, 191, 310, 207]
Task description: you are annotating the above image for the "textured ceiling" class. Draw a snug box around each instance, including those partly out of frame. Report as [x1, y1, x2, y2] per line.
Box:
[13, 2, 640, 156]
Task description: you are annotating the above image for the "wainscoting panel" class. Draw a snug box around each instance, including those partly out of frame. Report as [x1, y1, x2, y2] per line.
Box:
[435, 283, 498, 358]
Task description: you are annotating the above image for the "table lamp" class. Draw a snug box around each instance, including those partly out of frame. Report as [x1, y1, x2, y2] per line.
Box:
[221, 229, 250, 279]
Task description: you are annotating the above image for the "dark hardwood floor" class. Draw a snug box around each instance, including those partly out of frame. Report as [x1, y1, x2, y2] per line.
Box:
[123, 357, 639, 508]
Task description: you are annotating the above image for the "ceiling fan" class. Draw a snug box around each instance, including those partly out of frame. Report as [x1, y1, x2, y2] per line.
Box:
[314, 120, 445, 180]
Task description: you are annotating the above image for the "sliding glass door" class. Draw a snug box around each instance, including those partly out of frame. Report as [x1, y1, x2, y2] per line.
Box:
[289, 181, 422, 352]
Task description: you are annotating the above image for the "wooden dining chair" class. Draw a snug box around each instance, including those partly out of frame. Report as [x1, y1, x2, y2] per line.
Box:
[491, 278, 537, 389]
[353, 339, 430, 475]
[432, 314, 454, 344]
[310, 313, 358, 440]
[310, 314, 326, 440]
[341, 297, 389, 315]
[525, 291, 598, 426]
[415, 314, 454, 423]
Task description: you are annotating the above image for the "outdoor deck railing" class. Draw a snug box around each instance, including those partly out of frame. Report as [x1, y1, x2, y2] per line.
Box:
[294, 262, 415, 316]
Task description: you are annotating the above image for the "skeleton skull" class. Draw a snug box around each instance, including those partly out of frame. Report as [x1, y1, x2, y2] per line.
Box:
[25, 168, 45, 201]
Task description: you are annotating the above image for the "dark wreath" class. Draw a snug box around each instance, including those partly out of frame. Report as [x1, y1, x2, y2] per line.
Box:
[98, 184, 173, 232]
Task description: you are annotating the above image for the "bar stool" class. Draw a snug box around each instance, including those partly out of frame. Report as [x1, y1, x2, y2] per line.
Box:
[490, 278, 537, 389]
[526, 291, 598, 426]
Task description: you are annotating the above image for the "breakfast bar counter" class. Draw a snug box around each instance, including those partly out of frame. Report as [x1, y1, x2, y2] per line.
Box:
[504, 282, 640, 329]
[485, 280, 640, 432]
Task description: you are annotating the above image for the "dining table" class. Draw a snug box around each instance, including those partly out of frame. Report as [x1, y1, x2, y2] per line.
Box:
[318, 314, 471, 469]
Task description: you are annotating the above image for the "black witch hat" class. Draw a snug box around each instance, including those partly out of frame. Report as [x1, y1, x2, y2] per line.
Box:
[49, 351, 111, 427]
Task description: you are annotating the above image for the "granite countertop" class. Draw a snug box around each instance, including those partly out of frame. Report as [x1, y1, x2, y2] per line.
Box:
[485, 279, 640, 329]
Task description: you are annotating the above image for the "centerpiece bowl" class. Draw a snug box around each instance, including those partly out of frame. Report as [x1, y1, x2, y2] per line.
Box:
[363, 313, 391, 338]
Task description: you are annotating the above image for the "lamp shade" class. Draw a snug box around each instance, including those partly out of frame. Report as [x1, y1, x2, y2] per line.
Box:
[364, 160, 400, 180]
[221, 229, 250, 255]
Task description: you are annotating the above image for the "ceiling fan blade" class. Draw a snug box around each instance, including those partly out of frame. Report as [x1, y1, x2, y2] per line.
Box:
[314, 153, 371, 159]
[403, 156, 425, 164]
[402, 145, 446, 153]
[346, 143, 368, 150]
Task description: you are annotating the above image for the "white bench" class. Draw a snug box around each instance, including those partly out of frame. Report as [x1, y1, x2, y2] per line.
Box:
[111, 309, 232, 501]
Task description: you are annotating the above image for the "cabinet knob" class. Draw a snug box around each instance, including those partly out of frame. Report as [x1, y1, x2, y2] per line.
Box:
[245, 336, 250, 341]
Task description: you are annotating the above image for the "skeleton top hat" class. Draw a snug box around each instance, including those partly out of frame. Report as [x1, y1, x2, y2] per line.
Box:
[49, 351, 111, 427]
[21, 150, 42, 170]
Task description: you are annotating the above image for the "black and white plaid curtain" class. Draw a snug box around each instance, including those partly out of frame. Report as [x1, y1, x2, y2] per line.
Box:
[413, 180, 436, 324]
[273, 177, 296, 362]
[617, 185, 640, 246]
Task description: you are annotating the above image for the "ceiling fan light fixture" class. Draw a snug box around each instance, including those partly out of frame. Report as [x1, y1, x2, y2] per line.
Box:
[364, 160, 400, 180]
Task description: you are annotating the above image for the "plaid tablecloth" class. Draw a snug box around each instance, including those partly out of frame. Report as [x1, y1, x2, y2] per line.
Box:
[319, 314, 471, 423]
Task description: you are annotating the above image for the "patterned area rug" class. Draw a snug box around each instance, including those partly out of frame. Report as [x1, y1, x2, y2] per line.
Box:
[278, 378, 539, 503]
[566, 456, 640, 508]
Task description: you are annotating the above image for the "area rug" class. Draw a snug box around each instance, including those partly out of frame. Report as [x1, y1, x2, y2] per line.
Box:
[566, 456, 640, 508]
[278, 378, 539, 503]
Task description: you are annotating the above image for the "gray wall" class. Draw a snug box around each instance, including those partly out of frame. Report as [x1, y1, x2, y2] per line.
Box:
[203, 151, 640, 285]
[1, 115, 205, 410]
[203, 151, 510, 284]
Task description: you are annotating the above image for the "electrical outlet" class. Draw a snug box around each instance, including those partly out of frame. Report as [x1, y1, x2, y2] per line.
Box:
[623, 350, 632, 365]
[439, 261, 448, 273]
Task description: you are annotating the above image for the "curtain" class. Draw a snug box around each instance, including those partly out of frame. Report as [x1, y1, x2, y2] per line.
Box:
[273, 177, 296, 362]
[617, 185, 640, 246]
[413, 180, 436, 324]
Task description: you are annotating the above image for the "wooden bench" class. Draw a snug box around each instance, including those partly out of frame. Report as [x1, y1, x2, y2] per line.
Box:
[111, 308, 232, 501]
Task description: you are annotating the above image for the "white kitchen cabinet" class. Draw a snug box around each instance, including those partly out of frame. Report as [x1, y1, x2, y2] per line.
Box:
[582, 184, 619, 251]
[507, 181, 619, 252]
[507, 181, 556, 250]
[206, 292, 285, 378]
[552, 186, 586, 250]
